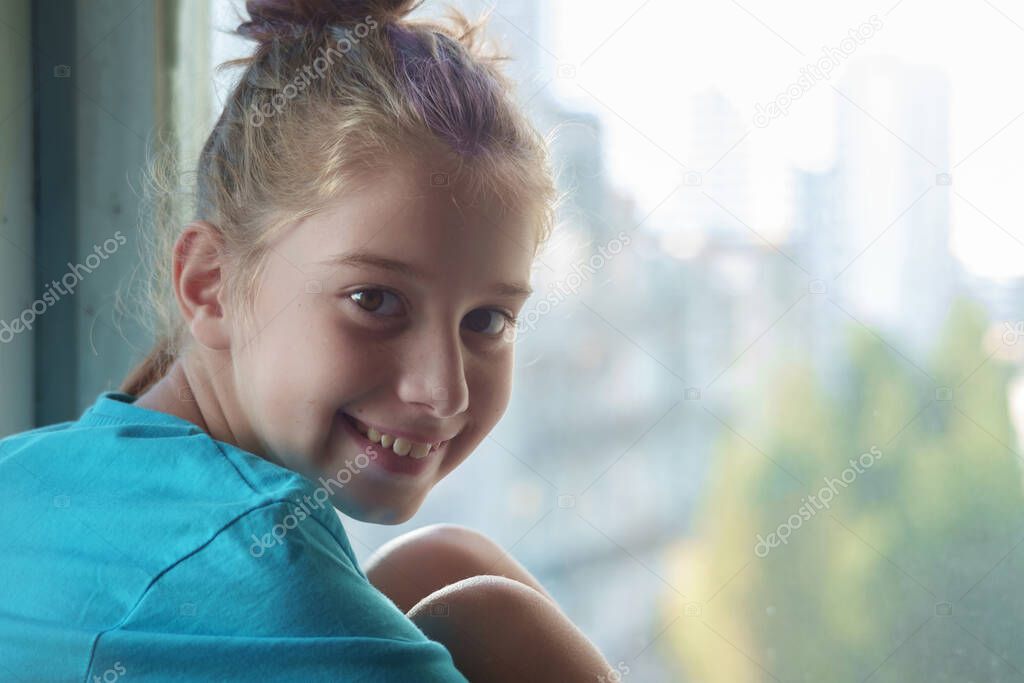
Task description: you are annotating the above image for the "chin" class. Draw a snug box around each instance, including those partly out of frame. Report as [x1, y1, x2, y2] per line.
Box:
[333, 494, 424, 526]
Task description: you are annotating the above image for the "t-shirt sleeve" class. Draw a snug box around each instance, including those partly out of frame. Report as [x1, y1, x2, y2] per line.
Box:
[86, 500, 468, 683]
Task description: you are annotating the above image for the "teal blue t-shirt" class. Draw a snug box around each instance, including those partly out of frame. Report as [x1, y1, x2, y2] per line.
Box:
[0, 392, 468, 682]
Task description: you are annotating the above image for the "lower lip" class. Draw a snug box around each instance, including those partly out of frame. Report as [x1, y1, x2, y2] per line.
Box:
[338, 413, 440, 476]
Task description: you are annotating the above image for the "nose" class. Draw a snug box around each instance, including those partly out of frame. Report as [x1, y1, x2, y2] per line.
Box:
[397, 327, 470, 419]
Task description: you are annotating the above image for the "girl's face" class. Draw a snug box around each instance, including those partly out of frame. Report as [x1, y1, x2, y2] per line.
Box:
[228, 159, 535, 524]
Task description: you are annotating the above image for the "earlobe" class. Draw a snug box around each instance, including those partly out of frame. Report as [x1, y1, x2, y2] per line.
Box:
[173, 221, 232, 351]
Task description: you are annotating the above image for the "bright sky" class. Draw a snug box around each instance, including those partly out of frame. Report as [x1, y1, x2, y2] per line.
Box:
[542, 0, 1024, 277]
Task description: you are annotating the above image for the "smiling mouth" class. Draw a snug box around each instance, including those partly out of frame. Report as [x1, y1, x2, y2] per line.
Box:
[341, 413, 452, 459]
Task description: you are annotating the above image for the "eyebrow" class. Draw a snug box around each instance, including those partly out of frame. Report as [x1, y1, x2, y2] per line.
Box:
[319, 250, 534, 298]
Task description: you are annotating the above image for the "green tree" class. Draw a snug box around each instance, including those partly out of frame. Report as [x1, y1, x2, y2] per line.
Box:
[671, 299, 1024, 682]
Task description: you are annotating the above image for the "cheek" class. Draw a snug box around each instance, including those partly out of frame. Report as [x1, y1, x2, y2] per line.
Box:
[245, 299, 378, 428]
[467, 351, 515, 431]
[291, 315, 388, 399]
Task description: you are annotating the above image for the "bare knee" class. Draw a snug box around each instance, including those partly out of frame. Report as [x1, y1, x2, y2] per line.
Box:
[406, 523, 494, 561]
[401, 523, 505, 564]
[365, 524, 491, 613]
[409, 576, 610, 683]
[366, 524, 550, 613]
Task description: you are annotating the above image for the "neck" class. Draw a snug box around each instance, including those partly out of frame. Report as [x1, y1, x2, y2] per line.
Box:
[134, 355, 231, 445]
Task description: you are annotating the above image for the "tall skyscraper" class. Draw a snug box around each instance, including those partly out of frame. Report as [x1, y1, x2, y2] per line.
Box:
[834, 57, 954, 357]
[680, 88, 751, 240]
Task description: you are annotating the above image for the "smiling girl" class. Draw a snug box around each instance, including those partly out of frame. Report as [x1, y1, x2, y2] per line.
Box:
[0, 0, 614, 681]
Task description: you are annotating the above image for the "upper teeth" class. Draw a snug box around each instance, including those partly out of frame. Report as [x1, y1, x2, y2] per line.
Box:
[353, 419, 436, 459]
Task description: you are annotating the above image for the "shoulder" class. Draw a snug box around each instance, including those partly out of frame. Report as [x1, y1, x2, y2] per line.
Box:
[0, 391, 322, 527]
[0, 391, 346, 592]
[89, 500, 470, 681]
[114, 498, 437, 646]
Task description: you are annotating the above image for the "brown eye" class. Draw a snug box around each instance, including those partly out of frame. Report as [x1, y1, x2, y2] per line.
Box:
[349, 289, 403, 316]
[463, 309, 510, 336]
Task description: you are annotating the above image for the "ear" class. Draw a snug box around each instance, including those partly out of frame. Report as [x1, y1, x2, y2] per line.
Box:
[173, 221, 231, 351]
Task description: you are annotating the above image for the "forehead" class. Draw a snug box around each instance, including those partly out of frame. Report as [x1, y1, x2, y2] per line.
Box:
[292, 160, 537, 283]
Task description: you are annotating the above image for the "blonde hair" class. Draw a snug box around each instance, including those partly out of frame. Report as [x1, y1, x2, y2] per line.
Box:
[121, 0, 559, 397]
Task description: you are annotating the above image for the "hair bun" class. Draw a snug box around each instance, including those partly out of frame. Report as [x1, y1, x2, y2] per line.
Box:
[238, 0, 420, 43]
